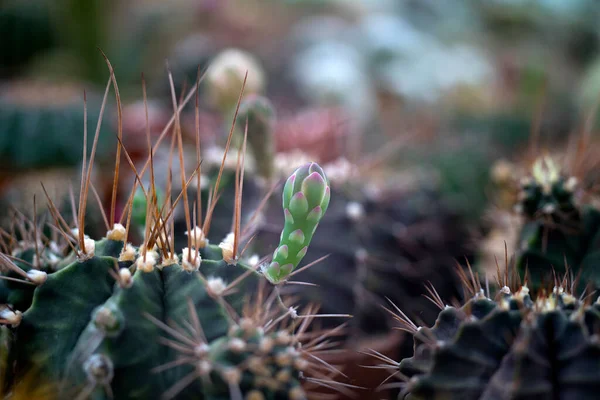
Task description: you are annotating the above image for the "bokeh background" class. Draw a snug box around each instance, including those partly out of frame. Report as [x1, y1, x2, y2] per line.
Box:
[3, 0, 600, 398]
[3, 0, 600, 220]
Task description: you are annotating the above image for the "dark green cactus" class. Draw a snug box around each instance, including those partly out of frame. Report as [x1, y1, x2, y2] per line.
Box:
[1, 195, 341, 400]
[515, 156, 600, 291]
[386, 278, 600, 400]
[0, 82, 115, 171]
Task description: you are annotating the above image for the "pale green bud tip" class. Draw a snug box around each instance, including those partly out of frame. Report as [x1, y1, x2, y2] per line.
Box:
[284, 162, 329, 207]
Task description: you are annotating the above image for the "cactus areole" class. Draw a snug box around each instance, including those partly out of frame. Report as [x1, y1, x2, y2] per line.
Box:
[263, 162, 330, 284]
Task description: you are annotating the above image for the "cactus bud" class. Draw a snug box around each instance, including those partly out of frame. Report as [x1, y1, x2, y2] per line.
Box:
[206, 48, 265, 111]
[236, 95, 276, 180]
[263, 163, 330, 284]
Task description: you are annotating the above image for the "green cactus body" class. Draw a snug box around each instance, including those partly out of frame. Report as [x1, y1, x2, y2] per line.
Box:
[396, 286, 600, 400]
[0, 84, 115, 171]
[2, 233, 322, 399]
[515, 157, 600, 291]
[263, 162, 330, 284]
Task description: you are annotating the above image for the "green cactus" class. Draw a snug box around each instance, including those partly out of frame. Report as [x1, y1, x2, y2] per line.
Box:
[0, 82, 115, 171]
[1, 184, 342, 400]
[0, 73, 347, 400]
[235, 95, 277, 181]
[383, 272, 600, 400]
[263, 162, 330, 285]
[515, 156, 600, 291]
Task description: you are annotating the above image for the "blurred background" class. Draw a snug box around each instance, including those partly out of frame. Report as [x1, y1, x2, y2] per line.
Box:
[3, 0, 600, 397]
[3, 0, 600, 219]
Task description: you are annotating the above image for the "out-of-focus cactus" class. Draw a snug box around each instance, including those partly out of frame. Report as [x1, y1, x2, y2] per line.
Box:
[0, 81, 115, 171]
[236, 95, 277, 181]
[515, 156, 600, 291]
[205, 48, 266, 112]
[383, 269, 600, 400]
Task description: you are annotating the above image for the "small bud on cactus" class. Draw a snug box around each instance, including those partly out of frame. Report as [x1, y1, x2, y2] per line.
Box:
[236, 95, 276, 180]
[264, 162, 330, 284]
[206, 48, 265, 111]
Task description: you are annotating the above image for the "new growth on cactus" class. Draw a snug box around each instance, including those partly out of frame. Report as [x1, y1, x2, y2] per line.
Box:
[263, 162, 330, 285]
[0, 58, 352, 400]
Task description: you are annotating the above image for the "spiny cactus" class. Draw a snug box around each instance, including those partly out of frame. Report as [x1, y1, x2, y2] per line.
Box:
[0, 67, 350, 400]
[377, 264, 600, 400]
[514, 156, 600, 291]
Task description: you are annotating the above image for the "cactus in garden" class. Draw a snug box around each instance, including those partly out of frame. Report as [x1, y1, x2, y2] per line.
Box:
[514, 156, 600, 291]
[0, 81, 115, 171]
[0, 69, 350, 400]
[376, 262, 600, 400]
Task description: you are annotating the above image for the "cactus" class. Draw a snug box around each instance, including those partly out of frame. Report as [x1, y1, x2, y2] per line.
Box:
[515, 156, 600, 291]
[0, 81, 115, 171]
[263, 162, 330, 285]
[377, 263, 600, 400]
[0, 69, 349, 400]
[205, 48, 266, 112]
[236, 95, 277, 181]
